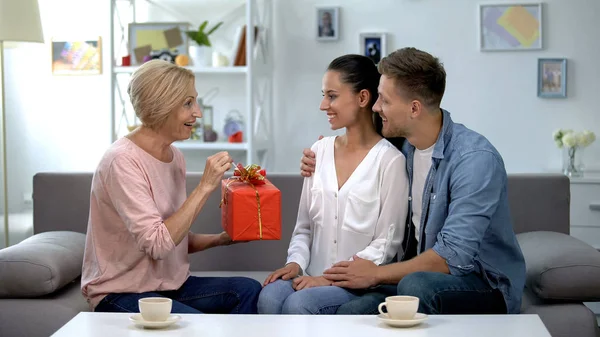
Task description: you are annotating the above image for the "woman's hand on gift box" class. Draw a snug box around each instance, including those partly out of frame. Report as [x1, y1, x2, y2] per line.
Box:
[218, 231, 233, 246]
[292, 276, 332, 290]
[200, 151, 233, 192]
[263, 263, 301, 286]
[217, 231, 249, 246]
[188, 231, 246, 253]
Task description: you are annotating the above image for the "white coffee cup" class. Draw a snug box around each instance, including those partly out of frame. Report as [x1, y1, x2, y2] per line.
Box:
[378, 295, 419, 320]
[138, 297, 172, 322]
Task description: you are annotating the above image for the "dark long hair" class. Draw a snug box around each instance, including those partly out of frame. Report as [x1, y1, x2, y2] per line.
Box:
[326, 54, 384, 136]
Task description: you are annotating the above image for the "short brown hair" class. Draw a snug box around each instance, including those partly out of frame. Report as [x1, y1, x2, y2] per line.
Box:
[127, 59, 195, 130]
[378, 47, 446, 108]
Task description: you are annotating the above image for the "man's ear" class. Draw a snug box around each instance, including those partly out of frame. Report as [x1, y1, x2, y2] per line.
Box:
[410, 100, 424, 119]
[358, 89, 371, 108]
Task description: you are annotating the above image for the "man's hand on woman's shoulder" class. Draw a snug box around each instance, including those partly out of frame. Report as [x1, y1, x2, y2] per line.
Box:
[299, 135, 323, 177]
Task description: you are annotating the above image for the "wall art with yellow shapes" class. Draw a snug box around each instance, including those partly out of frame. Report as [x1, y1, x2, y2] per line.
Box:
[51, 38, 102, 75]
[479, 3, 543, 51]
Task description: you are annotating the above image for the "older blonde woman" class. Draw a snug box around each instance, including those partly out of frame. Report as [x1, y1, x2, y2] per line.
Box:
[81, 59, 261, 314]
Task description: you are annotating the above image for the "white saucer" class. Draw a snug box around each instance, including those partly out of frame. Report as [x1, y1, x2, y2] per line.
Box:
[377, 312, 428, 328]
[129, 314, 181, 329]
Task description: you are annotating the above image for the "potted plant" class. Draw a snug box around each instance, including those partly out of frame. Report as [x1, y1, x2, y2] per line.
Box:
[186, 20, 223, 67]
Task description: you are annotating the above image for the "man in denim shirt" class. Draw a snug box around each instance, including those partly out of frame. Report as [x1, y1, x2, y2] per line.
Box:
[300, 47, 525, 315]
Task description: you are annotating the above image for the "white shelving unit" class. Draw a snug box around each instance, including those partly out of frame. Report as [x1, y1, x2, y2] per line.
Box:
[113, 66, 248, 74]
[174, 141, 249, 151]
[109, 0, 274, 169]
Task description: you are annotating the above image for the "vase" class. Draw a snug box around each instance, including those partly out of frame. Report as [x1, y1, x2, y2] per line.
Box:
[201, 104, 217, 142]
[212, 51, 229, 67]
[188, 43, 212, 67]
[563, 146, 584, 177]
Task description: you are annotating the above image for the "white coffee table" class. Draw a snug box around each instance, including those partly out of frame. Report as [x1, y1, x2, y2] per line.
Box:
[51, 312, 551, 336]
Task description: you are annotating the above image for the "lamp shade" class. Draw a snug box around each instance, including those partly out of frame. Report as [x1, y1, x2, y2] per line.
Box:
[0, 0, 44, 43]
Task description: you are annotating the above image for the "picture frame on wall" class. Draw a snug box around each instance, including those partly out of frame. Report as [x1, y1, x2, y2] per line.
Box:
[479, 3, 543, 51]
[51, 37, 102, 75]
[538, 58, 567, 98]
[128, 22, 190, 65]
[316, 6, 339, 41]
[359, 32, 386, 65]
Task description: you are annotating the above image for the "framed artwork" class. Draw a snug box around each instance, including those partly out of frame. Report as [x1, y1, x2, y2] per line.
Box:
[128, 22, 190, 65]
[51, 38, 102, 75]
[538, 58, 567, 98]
[360, 32, 386, 65]
[479, 3, 543, 51]
[316, 6, 339, 41]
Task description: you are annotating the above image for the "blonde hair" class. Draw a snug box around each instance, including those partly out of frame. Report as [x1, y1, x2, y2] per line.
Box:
[127, 59, 195, 130]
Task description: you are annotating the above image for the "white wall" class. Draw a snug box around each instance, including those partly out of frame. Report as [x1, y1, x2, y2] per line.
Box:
[3, 0, 111, 212]
[4, 0, 600, 215]
[271, 0, 600, 173]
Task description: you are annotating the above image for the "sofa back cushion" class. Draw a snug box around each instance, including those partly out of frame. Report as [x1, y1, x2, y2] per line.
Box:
[507, 174, 570, 235]
[33, 172, 304, 271]
[32, 172, 570, 271]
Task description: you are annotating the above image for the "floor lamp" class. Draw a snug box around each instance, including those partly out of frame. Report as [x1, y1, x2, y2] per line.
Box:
[0, 0, 44, 247]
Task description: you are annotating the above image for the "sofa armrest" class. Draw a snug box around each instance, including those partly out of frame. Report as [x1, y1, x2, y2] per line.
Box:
[517, 231, 600, 301]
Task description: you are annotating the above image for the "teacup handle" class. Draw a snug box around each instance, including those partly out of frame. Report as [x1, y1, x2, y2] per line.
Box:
[378, 302, 387, 315]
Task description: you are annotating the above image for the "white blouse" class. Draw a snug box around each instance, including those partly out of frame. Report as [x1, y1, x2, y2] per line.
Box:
[286, 136, 409, 277]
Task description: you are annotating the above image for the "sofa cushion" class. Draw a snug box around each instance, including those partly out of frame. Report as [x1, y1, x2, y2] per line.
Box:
[517, 231, 600, 301]
[0, 231, 86, 298]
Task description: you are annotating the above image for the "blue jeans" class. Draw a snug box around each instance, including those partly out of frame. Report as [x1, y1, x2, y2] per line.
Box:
[336, 272, 507, 315]
[95, 276, 262, 314]
[258, 279, 358, 314]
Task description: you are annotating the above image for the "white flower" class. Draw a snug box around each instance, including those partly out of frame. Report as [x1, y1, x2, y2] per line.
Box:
[577, 133, 588, 147]
[552, 129, 562, 140]
[553, 129, 565, 148]
[578, 130, 596, 147]
[588, 131, 597, 142]
[562, 132, 578, 148]
[552, 128, 596, 149]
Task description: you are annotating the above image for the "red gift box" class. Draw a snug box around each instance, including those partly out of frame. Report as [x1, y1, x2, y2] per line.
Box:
[220, 164, 281, 241]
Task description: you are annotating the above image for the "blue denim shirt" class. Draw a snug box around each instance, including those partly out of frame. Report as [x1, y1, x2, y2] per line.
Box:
[400, 109, 526, 314]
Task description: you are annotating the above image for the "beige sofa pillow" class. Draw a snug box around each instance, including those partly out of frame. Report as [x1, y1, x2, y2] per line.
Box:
[518, 231, 600, 301]
[0, 231, 85, 298]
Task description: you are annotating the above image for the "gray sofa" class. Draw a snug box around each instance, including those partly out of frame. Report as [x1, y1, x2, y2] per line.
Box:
[1, 172, 599, 337]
